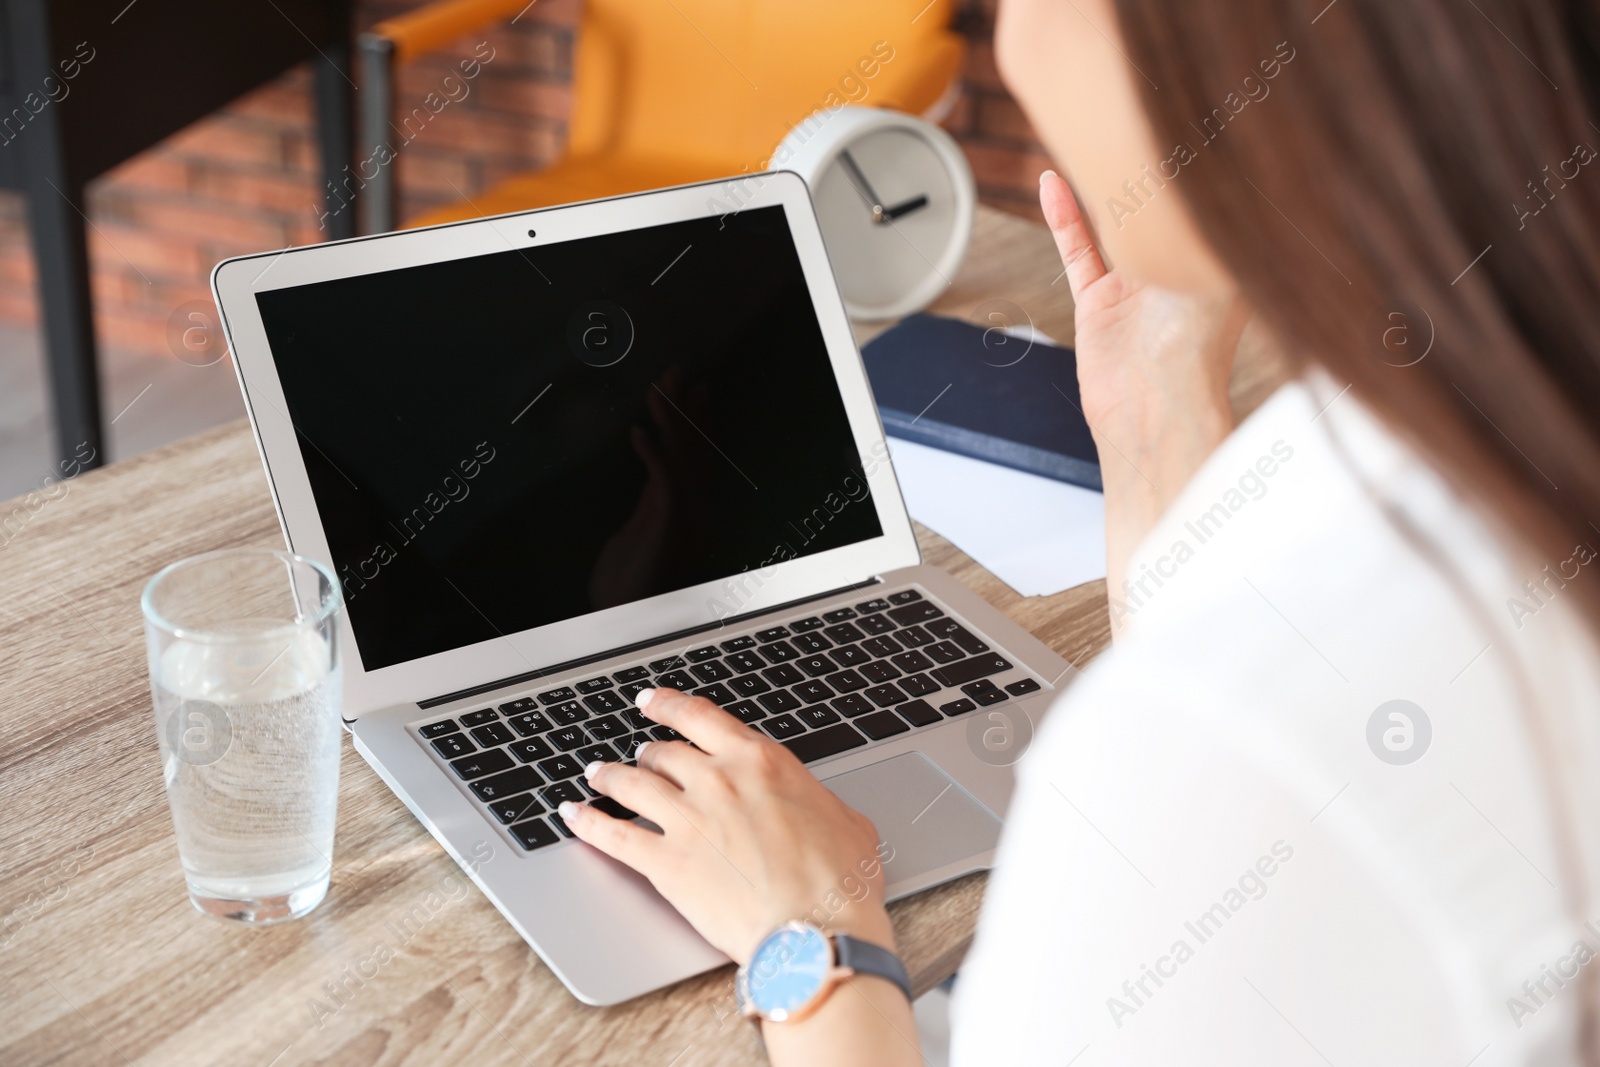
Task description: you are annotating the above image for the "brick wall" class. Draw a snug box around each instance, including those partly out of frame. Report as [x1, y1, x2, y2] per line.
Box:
[0, 0, 1048, 360]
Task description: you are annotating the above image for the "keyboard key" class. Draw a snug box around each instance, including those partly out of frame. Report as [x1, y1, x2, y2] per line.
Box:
[614, 733, 653, 760]
[420, 719, 460, 738]
[548, 812, 575, 838]
[470, 722, 516, 747]
[784, 723, 868, 763]
[791, 631, 833, 654]
[823, 622, 864, 644]
[450, 749, 515, 780]
[824, 669, 869, 693]
[692, 682, 737, 705]
[962, 679, 1009, 706]
[823, 608, 858, 623]
[549, 726, 589, 751]
[472, 766, 542, 801]
[618, 680, 652, 703]
[587, 714, 628, 740]
[891, 650, 934, 673]
[576, 676, 614, 694]
[926, 619, 989, 654]
[925, 641, 965, 664]
[729, 674, 772, 697]
[431, 734, 474, 759]
[900, 674, 940, 697]
[540, 781, 585, 807]
[940, 698, 977, 717]
[758, 690, 803, 713]
[547, 701, 589, 726]
[756, 626, 791, 642]
[686, 645, 722, 662]
[859, 661, 901, 684]
[649, 725, 685, 742]
[762, 714, 806, 740]
[860, 636, 902, 658]
[691, 660, 733, 683]
[888, 602, 943, 626]
[655, 670, 695, 690]
[796, 654, 838, 678]
[510, 818, 561, 850]
[460, 709, 499, 727]
[488, 793, 545, 824]
[856, 710, 912, 740]
[726, 700, 766, 725]
[888, 589, 923, 605]
[500, 696, 538, 714]
[760, 640, 800, 664]
[720, 635, 756, 652]
[538, 687, 577, 705]
[930, 655, 1013, 688]
[613, 665, 650, 683]
[857, 614, 896, 636]
[591, 796, 638, 820]
[577, 743, 619, 766]
[898, 699, 942, 727]
[762, 664, 804, 687]
[865, 683, 908, 708]
[831, 645, 872, 667]
[790, 616, 825, 632]
[831, 694, 874, 717]
[896, 624, 934, 648]
[726, 650, 766, 673]
[622, 709, 651, 731]
[857, 598, 891, 613]
[537, 754, 583, 780]
[649, 655, 687, 672]
[508, 710, 554, 736]
[793, 680, 835, 704]
[1006, 678, 1043, 696]
[797, 705, 841, 729]
[583, 690, 627, 714]
[509, 736, 555, 762]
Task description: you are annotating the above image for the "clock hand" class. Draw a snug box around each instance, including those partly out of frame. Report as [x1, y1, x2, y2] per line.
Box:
[882, 194, 929, 221]
[837, 150, 886, 222]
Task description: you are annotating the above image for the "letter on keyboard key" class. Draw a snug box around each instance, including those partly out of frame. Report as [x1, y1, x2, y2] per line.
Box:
[782, 723, 868, 763]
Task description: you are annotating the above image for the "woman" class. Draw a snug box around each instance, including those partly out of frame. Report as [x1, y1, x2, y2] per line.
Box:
[556, 0, 1600, 1061]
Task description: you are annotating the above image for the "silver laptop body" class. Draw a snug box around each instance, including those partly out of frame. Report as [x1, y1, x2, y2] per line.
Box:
[213, 173, 1073, 1006]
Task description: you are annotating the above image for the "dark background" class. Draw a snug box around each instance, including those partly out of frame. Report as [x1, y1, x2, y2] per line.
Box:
[257, 204, 881, 670]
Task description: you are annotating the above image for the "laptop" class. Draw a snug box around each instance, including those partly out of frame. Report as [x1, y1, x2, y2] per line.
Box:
[211, 172, 1074, 1005]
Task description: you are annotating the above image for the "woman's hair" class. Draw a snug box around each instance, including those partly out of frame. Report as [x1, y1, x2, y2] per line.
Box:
[1111, 0, 1600, 621]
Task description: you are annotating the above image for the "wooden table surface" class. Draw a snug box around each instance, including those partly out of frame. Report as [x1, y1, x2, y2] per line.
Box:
[0, 205, 1283, 1066]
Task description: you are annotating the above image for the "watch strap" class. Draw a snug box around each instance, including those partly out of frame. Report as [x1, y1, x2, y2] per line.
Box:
[832, 934, 912, 1003]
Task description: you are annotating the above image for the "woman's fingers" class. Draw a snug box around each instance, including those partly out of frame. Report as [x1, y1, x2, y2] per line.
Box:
[634, 738, 713, 791]
[582, 759, 683, 827]
[561, 799, 664, 870]
[1040, 169, 1107, 296]
[637, 688, 751, 754]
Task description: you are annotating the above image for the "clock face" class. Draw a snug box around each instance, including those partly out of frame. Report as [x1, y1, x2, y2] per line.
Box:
[812, 126, 960, 317]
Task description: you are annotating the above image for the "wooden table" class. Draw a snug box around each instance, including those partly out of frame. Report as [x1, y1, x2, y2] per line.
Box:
[0, 206, 1283, 1065]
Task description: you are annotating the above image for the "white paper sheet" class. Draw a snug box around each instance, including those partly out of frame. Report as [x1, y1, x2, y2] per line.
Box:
[887, 437, 1107, 598]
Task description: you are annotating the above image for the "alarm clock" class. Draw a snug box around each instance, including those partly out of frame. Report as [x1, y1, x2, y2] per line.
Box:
[776, 106, 976, 321]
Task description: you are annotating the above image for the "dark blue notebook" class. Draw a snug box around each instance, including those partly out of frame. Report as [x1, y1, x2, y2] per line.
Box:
[861, 313, 1102, 491]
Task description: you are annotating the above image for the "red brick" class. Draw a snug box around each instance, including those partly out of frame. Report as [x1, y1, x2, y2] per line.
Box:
[86, 223, 207, 282]
[0, 247, 35, 286]
[101, 153, 191, 196]
[963, 39, 1006, 93]
[0, 288, 39, 324]
[940, 89, 974, 136]
[121, 198, 286, 252]
[973, 91, 1039, 145]
[224, 77, 314, 126]
[165, 116, 291, 170]
[394, 151, 476, 197]
[961, 140, 1055, 193]
[473, 76, 571, 120]
[98, 311, 171, 359]
[188, 166, 321, 218]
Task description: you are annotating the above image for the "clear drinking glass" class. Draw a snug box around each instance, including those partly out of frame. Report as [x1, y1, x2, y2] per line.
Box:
[142, 549, 343, 923]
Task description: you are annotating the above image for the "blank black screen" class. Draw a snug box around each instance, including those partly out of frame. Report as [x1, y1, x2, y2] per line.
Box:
[256, 205, 881, 670]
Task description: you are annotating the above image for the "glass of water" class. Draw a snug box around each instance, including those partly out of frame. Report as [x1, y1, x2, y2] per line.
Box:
[142, 549, 343, 924]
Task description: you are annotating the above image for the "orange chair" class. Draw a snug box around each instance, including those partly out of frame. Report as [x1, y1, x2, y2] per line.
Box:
[356, 0, 965, 232]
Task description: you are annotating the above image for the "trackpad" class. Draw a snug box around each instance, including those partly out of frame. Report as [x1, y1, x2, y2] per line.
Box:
[823, 752, 1002, 888]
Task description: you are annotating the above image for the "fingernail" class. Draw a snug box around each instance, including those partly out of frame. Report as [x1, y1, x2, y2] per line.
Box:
[583, 760, 605, 780]
[635, 687, 657, 709]
[558, 800, 582, 821]
[634, 740, 654, 761]
[1040, 169, 1057, 184]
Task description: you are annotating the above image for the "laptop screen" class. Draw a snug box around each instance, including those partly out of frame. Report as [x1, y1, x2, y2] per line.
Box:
[255, 204, 883, 671]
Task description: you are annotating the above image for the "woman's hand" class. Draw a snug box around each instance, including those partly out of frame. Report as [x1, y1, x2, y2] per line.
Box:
[560, 688, 896, 964]
[1041, 170, 1249, 628]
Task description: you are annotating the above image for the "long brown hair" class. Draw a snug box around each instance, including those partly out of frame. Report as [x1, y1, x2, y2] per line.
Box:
[1110, 0, 1600, 1056]
[1111, 0, 1600, 615]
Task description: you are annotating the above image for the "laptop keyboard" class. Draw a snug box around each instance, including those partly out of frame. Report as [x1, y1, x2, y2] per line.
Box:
[411, 587, 1048, 852]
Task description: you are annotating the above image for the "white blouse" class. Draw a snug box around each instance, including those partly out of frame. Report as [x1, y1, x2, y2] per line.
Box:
[951, 377, 1600, 1066]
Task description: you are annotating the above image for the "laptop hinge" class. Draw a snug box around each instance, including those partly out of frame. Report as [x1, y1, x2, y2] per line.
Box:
[417, 577, 883, 710]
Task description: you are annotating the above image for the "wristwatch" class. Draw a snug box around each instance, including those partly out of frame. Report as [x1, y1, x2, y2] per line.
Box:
[735, 921, 912, 1023]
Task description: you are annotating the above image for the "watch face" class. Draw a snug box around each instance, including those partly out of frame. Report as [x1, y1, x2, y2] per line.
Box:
[812, 126, 959, 316]
[745, 923, 832, 1021]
